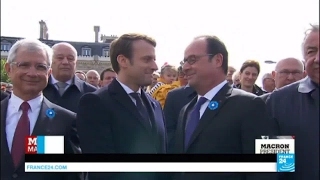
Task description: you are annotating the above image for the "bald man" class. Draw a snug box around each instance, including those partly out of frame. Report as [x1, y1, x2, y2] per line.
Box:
[86, 70, 100, 88]
[43, 42, 97, 113]
[260, 57, 304, 101]
[272, 58, 305, 90]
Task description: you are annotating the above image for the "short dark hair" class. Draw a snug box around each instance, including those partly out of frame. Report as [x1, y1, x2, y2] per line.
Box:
[195, 35, 228, 74]
[100, 68, 115, 80]
[240, 60, 260, 74]
[110, 33, 156, 73]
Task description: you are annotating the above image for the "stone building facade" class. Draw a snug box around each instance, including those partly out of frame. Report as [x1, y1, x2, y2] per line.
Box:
[1, 20, 117, 74]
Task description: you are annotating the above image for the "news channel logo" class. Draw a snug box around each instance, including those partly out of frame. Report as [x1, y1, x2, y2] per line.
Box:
[277, 154, 295, 172]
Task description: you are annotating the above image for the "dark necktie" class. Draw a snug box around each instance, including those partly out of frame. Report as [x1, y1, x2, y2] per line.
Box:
[11, 102, 30, 167]
[185, 97, 207, 149]
[56, 82, 68, 96]
[130, 93, 151, 127]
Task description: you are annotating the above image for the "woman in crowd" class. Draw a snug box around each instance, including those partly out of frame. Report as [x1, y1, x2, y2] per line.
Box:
[235, 60, 265, 96]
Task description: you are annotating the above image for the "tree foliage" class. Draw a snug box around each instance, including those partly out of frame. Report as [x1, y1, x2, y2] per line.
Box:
[1, 59, 11, 83]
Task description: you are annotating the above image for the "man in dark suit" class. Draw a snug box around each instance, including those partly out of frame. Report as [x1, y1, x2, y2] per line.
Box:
[77, 33, 167, 180]
[43, 42, 97, 113]
[1, 90, 9, 101]
[173, 35, 277, 180]
[1, 39, 81, 180]
[266, 24, 319, 180]
[164, 85, 196, 153]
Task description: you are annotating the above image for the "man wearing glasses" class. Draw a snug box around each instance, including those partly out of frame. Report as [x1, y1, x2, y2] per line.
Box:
[261, 57, 304, 102]
[1, 39, 81, 180]
[172, 35, 277, 180]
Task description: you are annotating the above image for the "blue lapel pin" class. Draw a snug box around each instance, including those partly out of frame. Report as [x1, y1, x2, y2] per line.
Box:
[208, 101, 219, 110]
[46, 108, 55, 119]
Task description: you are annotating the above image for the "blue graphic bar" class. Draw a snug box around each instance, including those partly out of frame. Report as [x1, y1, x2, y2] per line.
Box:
[37, 136, 45, 154]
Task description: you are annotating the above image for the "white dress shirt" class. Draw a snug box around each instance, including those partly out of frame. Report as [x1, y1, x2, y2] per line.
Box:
[6, 93, 43, 152]
[198, 80, 228, 118]
[116, 79, 141, 106]
[51, 75, 72, 91]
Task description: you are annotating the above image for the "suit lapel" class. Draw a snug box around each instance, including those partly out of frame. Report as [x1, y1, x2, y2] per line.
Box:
[1, 99, 15, 168]
[180, 97, 198, 152]
[141, 92, 160, 150]
[141, 92, 156, 129]
[187, 84, 233, 150]
[32, 98, 52, 136]
[108, 80, 152, 133]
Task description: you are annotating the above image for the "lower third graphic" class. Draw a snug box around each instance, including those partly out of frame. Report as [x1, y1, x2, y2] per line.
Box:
[277, 154, 295, 172]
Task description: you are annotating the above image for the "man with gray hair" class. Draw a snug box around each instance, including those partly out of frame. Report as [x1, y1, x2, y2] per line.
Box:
[261, 73, 275, 93]
[232, 71, 240, 86]
[86, 69, 100, 88]
[266, 24, 319, 180]
[1, 39, 82, 179]
[43, 42, 97, 113]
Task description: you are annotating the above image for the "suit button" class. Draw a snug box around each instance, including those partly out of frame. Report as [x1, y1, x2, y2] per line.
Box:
[12, 173, 18, 178]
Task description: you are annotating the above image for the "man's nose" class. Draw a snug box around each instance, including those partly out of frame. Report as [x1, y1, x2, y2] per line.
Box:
[61, 57, 69, 64]
[287, 73, 294, 80]
[182, 62, 191, 72]
[151, 61, 158, 71]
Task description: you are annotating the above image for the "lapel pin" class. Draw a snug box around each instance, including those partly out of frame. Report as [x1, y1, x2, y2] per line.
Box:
[46, 108, 55, 119]
[208, 101, 219, 110]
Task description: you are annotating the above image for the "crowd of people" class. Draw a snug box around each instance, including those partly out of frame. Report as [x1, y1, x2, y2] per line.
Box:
[0, 24, 318, 180]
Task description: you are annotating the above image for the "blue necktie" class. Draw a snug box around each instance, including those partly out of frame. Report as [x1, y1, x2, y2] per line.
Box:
[130, 93, 151, 127]
[185, 97, 207, 148]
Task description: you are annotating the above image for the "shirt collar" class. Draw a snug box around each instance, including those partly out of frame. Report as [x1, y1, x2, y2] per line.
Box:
[197, 80, 228, 100]
[51, 75, 72, 85]
[9, 93, 43, 112]
[116, 78, 141, 94]
[298, 76, 318, 93]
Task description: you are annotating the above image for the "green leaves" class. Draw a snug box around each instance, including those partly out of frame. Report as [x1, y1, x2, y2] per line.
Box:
[1, 59, 11, 83]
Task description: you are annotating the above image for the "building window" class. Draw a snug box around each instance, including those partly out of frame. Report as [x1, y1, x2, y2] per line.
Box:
[1, 43, 11, 51]
[82, 48, 91, 56]
[102, 48, 109, 57]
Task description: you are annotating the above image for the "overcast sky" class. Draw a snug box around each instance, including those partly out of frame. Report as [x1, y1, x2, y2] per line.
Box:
[1, 0, 319, 86]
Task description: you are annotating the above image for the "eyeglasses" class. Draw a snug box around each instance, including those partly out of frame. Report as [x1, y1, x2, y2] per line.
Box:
[11, 62, 50, 73]
[180, 54, 214, 66]
[277, 70, 303, 77]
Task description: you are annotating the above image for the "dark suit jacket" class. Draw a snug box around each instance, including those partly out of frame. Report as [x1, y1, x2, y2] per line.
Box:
[1, 91, 9, 101]
[266, 77, 319, 180]
[1, 97, 82, 180]
[77, 79, 167, 180]
[163, 86, 196, 153]
[43, 75, 97, 113]
[173, 84, 278, 180]
[260, 92, 271, 102]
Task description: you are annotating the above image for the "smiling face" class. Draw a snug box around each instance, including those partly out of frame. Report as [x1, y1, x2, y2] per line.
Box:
[5, 47, 51, 98]
[240, 66, 259, 87]
[182, 38, 224, 93]
[121, 40, 158, 88]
